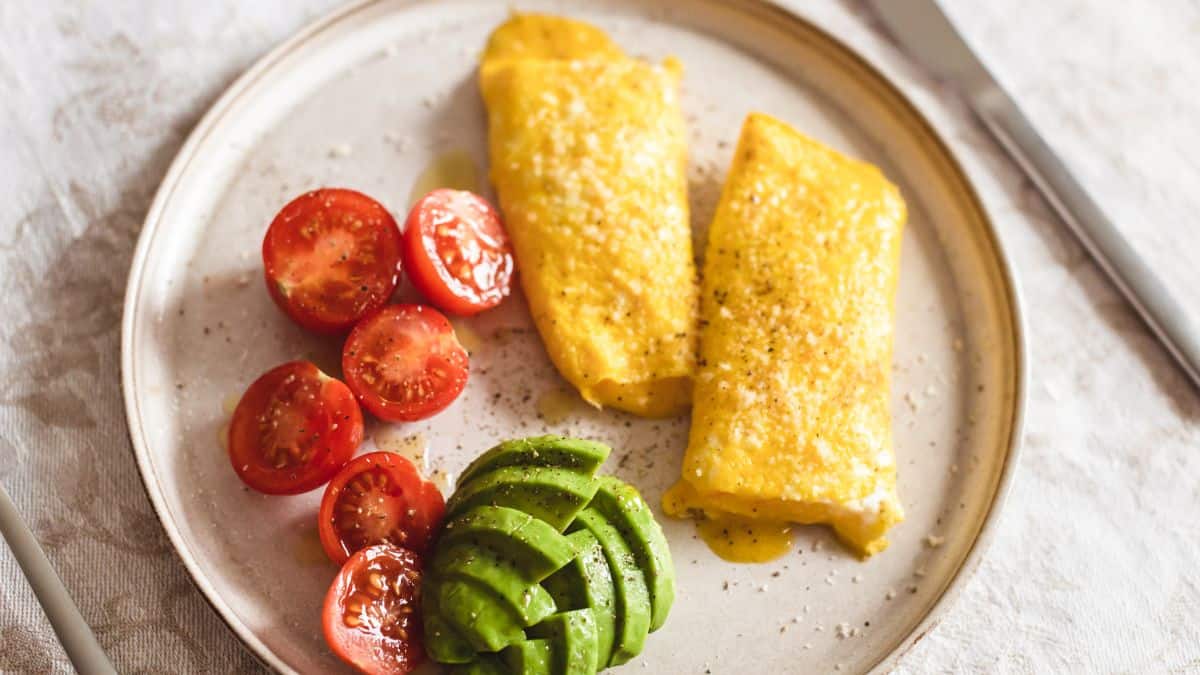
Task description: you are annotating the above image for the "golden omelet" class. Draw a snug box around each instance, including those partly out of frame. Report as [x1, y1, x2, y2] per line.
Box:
[664, 113, 906, 557]
[482, 12, 625, 62]
[480, 14, 698, 418]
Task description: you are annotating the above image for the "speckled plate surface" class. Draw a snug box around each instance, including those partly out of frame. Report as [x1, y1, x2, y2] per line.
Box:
[120, 0, 1025, 672]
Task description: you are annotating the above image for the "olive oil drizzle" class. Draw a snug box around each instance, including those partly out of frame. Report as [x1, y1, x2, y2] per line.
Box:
[696, 515, 793, 563]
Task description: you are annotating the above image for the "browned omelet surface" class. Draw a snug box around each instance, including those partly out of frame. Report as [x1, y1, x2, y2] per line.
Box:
[665, 113, 906, 556]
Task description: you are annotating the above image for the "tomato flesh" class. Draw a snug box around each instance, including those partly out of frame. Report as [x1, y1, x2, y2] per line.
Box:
[227, 361, 362, 495]
[402, 189, 513, 316]
[342, 304, 469, 422]
[323, 544, 424, 675]
[318, 452, 445, 564]
[263, 188, 403, 333]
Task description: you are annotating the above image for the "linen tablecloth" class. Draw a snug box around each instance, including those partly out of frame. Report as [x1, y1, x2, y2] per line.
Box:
[1, 0, 1197, 672]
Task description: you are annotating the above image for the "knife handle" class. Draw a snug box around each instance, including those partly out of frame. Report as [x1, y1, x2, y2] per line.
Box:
[973, 85, 1200, 389]
[0, 485, 117, 675]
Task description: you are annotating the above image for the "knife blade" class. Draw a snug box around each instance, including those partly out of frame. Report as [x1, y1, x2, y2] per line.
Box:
[868, 0, 1200, 390]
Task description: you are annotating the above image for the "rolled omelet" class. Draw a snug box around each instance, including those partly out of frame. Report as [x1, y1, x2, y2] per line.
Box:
[479, 14, 698, 418]
[664, 113, 906, 556]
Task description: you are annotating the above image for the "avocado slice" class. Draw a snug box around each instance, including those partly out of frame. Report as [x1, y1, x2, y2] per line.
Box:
[437, 577, 526, 653]
[539, 560, 584, 611]
[446, 466, 600, 532]
[423, 599, 476, 665]
[501, 638, 553, 675]
[541, 530, 617, 667]
[448, 654, 511, 675]
[458, 436, 611, 485]
[433, 543, 557, 626]
[568, 508, 650, 666]
[439, 506, 578, 583]
[527, 609, 599, 675]
[588, 476, 676, 631]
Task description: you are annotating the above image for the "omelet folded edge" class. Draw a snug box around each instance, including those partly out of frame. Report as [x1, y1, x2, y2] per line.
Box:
[664, 112, 906, 557]
[479, 14, 699, 418]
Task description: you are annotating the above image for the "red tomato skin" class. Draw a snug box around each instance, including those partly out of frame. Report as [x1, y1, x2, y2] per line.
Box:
[317, 452, 446, 565]
[323, 544, 425, 675]
[263, 271, 350, 335]
[262, 188, 403, 334]
[342, 304, 469, 422]
[227, 361, 363, 495]
[401, 189, 514, 317]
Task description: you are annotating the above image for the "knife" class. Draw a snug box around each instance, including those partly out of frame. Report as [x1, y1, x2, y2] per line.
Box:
[0, 455, 116, 675]
[867, 0, 1200, 389]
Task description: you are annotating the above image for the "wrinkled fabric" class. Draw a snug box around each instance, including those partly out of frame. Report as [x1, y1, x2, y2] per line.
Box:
[0, 1, 1197, 673]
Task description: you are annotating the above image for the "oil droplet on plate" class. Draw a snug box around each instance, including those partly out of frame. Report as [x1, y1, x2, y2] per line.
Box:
[222, 393, 240, 416]
[409, 149, 479, 206]
[430, 468, 456, 496]
[216, 421, 229, 452]
[373, 428, 429, 475]
[292, 526, 327, 566]
[536, 387, 580, 425]
[451, 319, 484, 355]
[696, 516, 793, 563]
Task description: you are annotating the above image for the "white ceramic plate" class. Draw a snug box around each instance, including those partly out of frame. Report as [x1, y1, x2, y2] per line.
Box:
[121, 0, 1025, 672]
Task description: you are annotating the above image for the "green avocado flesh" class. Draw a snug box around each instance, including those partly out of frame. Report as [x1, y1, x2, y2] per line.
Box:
[567, 508, 650, 667]
[424, 604, 476, 664]
[502, 638, 553, 675]
[587, 476, 676, 632]
[440, 506, 578, 583]
[449, 654, 509, 675]
[446, 466, 601, 532]
[434, 544, 558, 626]
[527, 609, 599, 675]
[425, 437, 676, 674]
[541, 530, 616, 667]
[457, 436, 611, 486]
[438, 578, 526, 652]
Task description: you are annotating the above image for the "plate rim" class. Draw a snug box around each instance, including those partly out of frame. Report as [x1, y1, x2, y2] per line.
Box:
[120, 1, 1028, 672]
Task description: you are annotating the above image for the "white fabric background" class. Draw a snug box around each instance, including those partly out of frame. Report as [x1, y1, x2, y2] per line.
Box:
[1, 0, 1197, 672]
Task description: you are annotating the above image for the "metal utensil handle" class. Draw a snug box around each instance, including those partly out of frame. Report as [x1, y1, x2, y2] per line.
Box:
[0, 486, 117, 675]
[975, 86, 1200, 389]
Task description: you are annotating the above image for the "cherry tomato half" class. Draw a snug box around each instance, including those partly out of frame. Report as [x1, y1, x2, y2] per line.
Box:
[227, 361, 363, 495]
[342, 304, 469, 422]
[402, 189, 514, 316]
[263, 188, 403, 334]
[323, 544, 425, 675]
[318, 452, 446, 565]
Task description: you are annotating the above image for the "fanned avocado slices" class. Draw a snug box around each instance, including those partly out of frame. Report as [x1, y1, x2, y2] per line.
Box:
[440, 506, 578, 583]
[587, 476, 675, 631]
[567, 508, 650, 667]
[541, 530, 617, 667]
[434, 544, 558, 626]
[438, 577, 526, 653]
[458, 436, 611, 485]
[502, 638, 553, 675]
[527, 609, 599, 675]
[447, 466, 601, 532]
[424, 605, 476, 665]
[427, 436, 677, 674]
[448, 654, 510, 675]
